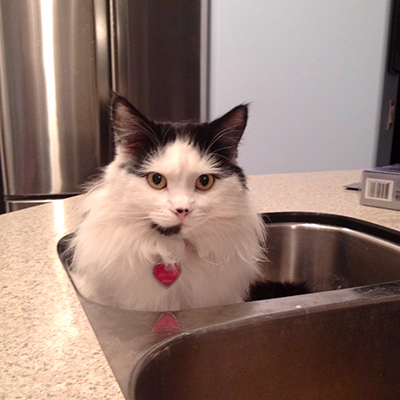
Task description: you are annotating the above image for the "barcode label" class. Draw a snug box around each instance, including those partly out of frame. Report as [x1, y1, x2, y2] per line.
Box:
[365, 179, 393, 201]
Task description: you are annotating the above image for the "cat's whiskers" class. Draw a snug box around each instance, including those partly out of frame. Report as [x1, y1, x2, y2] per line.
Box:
[111, 209, 154, 227]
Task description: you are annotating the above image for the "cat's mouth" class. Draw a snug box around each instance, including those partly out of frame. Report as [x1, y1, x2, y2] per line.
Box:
[151, 222, 181, 236]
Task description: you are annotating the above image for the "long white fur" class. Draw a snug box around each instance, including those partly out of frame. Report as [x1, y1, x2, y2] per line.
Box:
[70, 139, 265, 311]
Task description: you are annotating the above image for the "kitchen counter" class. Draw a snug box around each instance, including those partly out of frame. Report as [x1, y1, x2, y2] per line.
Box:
[1, 170, 400, 399]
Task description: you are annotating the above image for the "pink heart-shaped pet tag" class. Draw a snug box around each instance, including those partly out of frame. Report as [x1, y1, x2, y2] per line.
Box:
[153, 264, 181, 287]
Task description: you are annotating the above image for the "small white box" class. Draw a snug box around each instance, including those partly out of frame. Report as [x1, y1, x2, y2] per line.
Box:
[360, 164, 400, 211]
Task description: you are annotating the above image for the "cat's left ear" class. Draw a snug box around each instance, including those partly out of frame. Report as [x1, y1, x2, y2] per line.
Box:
[111, 93, 155, 154]
[206, 104, 248, 161]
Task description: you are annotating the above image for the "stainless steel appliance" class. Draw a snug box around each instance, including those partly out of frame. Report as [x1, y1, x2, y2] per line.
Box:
[0, 0, 205, 212]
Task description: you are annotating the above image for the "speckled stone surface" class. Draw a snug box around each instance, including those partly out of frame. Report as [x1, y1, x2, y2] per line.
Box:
[248, 170, 400, 231]
[1, 199, 123, 399]
[1, 170, 399, 399]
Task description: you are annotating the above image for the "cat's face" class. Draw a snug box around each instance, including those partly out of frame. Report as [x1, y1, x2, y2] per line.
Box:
[108, 94, 250, 238]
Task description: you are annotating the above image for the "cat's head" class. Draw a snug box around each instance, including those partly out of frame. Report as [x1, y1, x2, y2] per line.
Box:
[107, 94, 252, 238]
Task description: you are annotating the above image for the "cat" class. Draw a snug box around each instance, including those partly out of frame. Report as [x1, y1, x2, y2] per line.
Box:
[68, 93, 267, 311]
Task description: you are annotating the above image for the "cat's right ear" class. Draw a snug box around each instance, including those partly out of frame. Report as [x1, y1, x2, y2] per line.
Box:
[206, 104, 248, 162]
[111, 93, 154, 153]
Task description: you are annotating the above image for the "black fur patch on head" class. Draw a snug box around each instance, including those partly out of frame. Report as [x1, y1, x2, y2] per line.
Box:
[112, 93, 248, 186]
[151, 222, 181, 236]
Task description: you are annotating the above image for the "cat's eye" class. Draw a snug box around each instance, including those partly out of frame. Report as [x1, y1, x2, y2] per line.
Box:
[147, 172, 167, 189]
[195, 174, 215, 190]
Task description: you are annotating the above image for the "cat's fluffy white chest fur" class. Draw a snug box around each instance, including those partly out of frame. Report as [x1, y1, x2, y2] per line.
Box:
[72, 233, 261, 311]
[70, 176, 264, 311]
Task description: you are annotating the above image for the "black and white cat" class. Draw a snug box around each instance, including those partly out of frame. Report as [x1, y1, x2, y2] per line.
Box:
[69, 94, 267, 311]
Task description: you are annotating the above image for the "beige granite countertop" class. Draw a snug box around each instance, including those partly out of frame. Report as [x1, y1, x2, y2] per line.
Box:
[1, 170, 399, 399]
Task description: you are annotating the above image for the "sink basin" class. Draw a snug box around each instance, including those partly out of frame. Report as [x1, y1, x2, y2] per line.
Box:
[133, 294, 400, 400]
[57, 212, 400, 399]
[261, 212, 400, 291]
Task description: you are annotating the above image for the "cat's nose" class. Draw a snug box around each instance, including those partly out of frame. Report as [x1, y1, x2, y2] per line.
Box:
[174, 208, 191, 222]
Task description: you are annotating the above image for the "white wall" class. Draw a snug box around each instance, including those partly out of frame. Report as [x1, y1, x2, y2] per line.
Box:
[209, 0, 392, 174]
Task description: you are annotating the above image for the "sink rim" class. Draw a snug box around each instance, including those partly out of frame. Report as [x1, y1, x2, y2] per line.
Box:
[131, 283, 400, 400]
[263, 212, 400, 245]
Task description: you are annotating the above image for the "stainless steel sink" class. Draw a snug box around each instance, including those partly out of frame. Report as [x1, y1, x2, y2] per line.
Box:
[57, 213, 400, 399]
[133, 294, 400, 400]
[261, 212, 400, 291]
